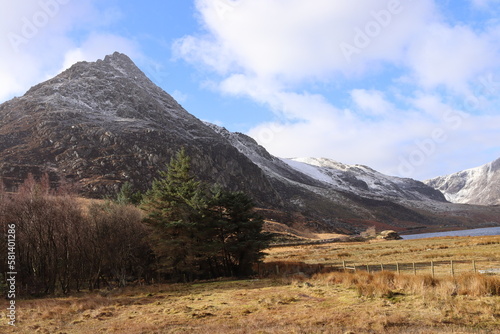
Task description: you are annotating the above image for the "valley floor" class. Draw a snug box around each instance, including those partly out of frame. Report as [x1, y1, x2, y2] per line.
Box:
[1, 235, 499, 334]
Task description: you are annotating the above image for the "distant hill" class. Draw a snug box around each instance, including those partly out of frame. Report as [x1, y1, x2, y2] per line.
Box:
[1, 52, 499, 234]
[425, 158, 500, 205]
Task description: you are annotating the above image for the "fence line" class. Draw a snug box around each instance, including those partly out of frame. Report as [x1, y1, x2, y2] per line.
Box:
[258, 260, 500, 277]
[340, 260, 483, 277]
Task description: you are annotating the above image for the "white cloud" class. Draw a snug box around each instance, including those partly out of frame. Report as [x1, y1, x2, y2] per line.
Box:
[0, 0, 138, 102]
[351, 89, 394, 116]
[176, 0, 436, 82]
[245, 89, 500, 179]
[174, 0, 500, 179]
[405, 23, 499, 93]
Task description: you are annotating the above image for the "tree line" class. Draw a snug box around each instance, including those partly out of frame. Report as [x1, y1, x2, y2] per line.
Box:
[0, 149, 270, 296]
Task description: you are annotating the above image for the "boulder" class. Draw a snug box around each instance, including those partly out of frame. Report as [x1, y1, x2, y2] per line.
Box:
[377, 230, 402, 240]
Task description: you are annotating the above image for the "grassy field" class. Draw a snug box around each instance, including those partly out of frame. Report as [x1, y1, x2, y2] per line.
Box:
[265, 235, 500, 275]
[1, 235, 499, 333]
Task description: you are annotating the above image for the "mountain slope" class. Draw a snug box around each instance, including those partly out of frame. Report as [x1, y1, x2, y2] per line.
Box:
[1, 52, 499, 234]
[425, 158, 500, 205]
[283, 157, 446, 202]
[206, 124, 500, 232]
[0, 52, 281, 205]
[206, 124, 444, 201]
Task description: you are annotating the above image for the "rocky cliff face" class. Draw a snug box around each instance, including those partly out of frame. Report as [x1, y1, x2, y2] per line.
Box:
[0, 52, 280, 205]
[1, 52, 499, 233]
[425, 158, 500, 205]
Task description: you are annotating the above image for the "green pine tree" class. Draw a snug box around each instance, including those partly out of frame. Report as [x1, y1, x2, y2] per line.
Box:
[207, 189, 271, 277]
[141, 148, 271, 280]
[141, 148, 206, 281]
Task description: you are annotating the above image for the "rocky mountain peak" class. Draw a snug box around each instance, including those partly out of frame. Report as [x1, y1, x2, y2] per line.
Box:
[27, 52, 151, 95]
[20, 52, 187, 126]
[0, 53, 277, 202]
[103, 51, 143, 73]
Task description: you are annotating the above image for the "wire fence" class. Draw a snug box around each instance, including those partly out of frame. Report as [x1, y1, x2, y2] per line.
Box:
[338, 260, 500, 277]
[257, 260, 500, 278]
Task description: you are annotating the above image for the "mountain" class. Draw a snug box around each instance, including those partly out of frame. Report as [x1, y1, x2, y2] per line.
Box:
[206, 123, 500, 232]
[282, 157, 446, 202]
[1, 52, 499, 234]
[425, 158, 500, 205]
[206, 124, 445, 203]
[0, 52, 280, 205]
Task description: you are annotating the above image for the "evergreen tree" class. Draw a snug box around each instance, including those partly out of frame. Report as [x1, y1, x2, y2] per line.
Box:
[141, 148, 207, 281]
[207, 189, 271, 277]
[142, 148, 270, 280]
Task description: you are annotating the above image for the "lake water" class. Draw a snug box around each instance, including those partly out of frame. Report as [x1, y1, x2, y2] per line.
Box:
[402, 226, 500, 240]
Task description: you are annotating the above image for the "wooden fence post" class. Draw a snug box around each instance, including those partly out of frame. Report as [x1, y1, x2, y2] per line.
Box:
[412, 262, 416, 275]
[431, 261, 434, 278]
[450, 260, 455, 277]
[472, 260, 476, 273]
[343, 261, 346, 272]
[396, 262, 400, 275]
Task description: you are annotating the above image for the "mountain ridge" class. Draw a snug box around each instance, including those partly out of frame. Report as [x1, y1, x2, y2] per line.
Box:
[1, 52, 499, 234]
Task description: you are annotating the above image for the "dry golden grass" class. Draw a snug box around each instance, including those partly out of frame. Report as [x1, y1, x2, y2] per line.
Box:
[314, 270, 500, 298]
[1, 235, 499, 333]
[313, 233, 347, 239]
[1, 275, 498, 334]
[265, 235, 500, 274]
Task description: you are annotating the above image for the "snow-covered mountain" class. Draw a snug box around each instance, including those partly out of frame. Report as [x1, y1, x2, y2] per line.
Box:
[283, 157, 446, 202]
[206, 124, 446, 203]
[425, 158, 500, 205]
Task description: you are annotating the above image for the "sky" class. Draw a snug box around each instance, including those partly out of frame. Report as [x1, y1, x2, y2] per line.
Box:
[1, 0, 500, 180]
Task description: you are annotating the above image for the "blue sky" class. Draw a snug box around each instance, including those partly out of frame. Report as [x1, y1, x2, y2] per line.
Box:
[1, 0, 500, 180]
